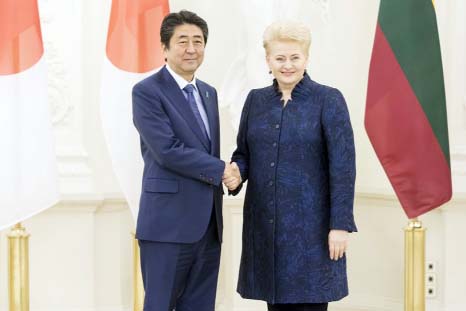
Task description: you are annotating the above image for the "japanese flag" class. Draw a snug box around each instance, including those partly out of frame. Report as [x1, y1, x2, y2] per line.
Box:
[100, 0, 169, 219]
[0, 0, 59, 230]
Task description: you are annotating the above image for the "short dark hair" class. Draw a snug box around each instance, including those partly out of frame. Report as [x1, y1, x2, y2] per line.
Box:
[160, 10, 209, 49]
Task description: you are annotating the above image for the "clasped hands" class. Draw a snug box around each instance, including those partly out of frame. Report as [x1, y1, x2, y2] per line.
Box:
[223, 162, 241, 190]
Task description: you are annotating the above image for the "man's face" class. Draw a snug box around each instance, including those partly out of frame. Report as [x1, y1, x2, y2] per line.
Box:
[163, 23, 205, 80]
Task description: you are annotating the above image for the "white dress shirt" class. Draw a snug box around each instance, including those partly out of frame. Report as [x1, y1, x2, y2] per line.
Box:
[166, 64, 211, 139]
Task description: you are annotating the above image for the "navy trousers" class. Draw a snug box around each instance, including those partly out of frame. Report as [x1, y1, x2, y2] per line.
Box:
[139, 211, 221, 311]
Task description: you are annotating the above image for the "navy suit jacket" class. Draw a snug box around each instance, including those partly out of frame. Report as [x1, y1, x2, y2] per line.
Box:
[132, 66, 225, 243]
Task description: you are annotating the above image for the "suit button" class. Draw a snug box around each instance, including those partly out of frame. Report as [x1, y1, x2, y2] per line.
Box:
[270, 162, 275, 167]
[269, 219, 274, 224]
[268, 181, 274, 186]
[275, 124, 280, 129]
[273, 142, 277, 147]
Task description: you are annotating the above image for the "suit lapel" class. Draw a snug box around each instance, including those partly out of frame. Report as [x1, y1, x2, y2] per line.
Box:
[197, 81, 218, 156]
[159, 67, 210, 151]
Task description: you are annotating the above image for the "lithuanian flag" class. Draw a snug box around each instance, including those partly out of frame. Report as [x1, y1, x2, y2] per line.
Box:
[365, 0, 452, 218]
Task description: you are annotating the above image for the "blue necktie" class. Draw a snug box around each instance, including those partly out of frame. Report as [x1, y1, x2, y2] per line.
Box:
[183, 84, 210, 143]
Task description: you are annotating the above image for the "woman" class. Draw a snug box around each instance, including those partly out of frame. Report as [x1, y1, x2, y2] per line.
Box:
[224, 21, 357, 311]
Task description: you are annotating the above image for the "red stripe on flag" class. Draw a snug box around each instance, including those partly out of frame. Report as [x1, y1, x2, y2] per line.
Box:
[0, 0, 44, 75]
[365, 25, 452, 218]
[106, 0, 169, 73]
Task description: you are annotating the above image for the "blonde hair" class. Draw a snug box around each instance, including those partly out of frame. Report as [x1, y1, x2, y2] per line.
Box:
[263, 21, 312, 55]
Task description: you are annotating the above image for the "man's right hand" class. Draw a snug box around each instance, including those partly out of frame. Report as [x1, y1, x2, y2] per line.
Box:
[223, 162, 241, 190]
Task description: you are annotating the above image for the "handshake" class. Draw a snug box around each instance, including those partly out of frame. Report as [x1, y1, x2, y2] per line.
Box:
[223, 162, 241, 191]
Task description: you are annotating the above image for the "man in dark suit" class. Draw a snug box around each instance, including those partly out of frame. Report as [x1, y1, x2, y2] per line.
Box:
[132, 10, 240, 311]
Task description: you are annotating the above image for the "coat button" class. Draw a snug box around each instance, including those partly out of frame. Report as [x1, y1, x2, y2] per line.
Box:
[275, 124, 280, 129]
[269, 219, 274, 224]
[270, 162, 275, 167]
[268, 180, 274, 186]
[273, 142, 277, 147]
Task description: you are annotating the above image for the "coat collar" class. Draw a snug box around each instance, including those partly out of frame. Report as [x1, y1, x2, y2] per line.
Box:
[268, 73, 315, 102]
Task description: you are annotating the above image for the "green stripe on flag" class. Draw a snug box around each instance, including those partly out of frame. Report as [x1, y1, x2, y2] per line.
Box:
[378, 0, 450, 164]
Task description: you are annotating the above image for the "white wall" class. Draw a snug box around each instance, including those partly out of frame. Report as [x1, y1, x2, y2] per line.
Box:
[1, 0, 465, 310]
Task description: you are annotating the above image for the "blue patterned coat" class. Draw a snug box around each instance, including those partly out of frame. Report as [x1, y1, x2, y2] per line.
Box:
[231, 74, 357, 304]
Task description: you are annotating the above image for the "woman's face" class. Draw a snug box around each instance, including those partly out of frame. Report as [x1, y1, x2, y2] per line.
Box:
[266, 40, 308, 89]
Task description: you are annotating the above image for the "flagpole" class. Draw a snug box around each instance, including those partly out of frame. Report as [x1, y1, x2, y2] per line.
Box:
[132, 233, 144, 311]
[404, 218, 425, 311]
[8, 223, 30, 311]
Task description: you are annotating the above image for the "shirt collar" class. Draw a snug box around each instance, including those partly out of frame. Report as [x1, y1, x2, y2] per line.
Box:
[166, 64, 198, 92]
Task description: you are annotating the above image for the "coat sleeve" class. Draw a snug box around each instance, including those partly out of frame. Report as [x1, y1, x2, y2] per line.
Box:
[132, 83, 225, 186]
[322, 88, 358, 232]
[228, 90, 253, 196]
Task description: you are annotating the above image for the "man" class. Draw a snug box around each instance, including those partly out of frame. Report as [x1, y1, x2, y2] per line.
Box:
[132, 10, 240, 311]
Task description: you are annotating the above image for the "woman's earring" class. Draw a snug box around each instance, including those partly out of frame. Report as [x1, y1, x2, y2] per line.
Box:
[268, 70, 272, 74]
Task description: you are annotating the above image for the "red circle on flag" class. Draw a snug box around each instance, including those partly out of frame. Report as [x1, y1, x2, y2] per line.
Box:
[106, 0, 169, 73]
[0, 0, 44, 75]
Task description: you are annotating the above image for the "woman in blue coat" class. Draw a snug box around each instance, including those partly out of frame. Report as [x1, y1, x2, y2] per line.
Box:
[225, 21, 357, 311]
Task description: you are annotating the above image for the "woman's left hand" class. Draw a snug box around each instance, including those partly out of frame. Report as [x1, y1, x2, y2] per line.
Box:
[328, 229, 349, 261]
